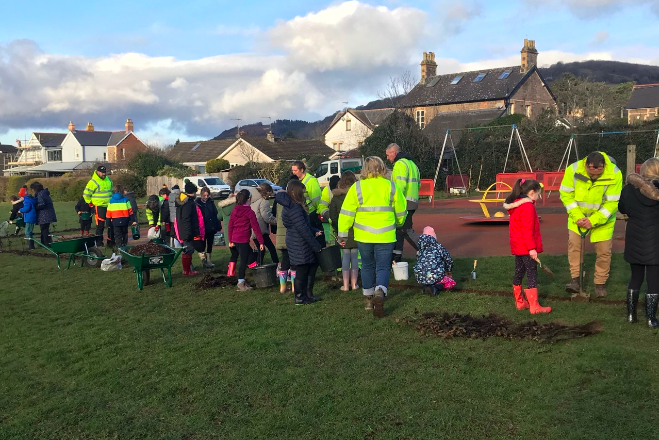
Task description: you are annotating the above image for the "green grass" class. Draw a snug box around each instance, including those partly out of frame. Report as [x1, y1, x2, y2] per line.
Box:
[0, 249, 656, 439]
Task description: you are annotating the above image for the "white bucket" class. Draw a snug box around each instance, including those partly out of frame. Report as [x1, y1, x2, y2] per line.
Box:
[392, 262, 409, 280]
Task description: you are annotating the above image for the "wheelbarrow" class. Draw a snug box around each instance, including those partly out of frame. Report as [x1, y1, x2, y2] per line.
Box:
[119, 244, 183, 290]
[33, 235, 105, 269]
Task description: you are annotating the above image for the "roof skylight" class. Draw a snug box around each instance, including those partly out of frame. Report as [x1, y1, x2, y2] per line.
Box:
[473, 73, 486, 82]
[191, 142, 201, 151]
[498, 70, 511, 79]
[450, 76, 463, 85]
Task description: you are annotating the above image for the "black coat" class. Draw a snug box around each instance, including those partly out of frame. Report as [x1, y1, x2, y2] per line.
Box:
[35, 189, 57, 225]
[176, 196, 200, 242]
[160, 197, 171, 225]
[618, 173, 659, 265]
[281, 193, 321, 265]
[75, 198, 92, 214]
[196, 197, 221, 234]
[10, 200, 23, 221]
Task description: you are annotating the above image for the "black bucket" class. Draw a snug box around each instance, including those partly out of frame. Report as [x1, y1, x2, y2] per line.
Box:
[251, 263, 278, 288]
[318, 245, 342, 272]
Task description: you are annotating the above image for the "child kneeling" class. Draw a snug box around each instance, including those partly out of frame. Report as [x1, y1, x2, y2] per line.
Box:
[413, 227, 455, 296]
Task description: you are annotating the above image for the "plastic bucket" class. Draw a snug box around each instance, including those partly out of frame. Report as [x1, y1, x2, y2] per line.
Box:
[392, 262, 409, 281]
[251, 263, 278, 288]
[80, 212, 91, 221]
[318, 245, 342, 272]
[132, 225, 141, 240]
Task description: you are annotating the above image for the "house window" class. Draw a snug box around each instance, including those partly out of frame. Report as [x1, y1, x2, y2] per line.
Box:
[333, 142, 339, 150]
[121, 148, 126, 160]
[103, 152, 107, 161]
[450, 76, 463, 85]
[357, 141, 363, 147]
[75, 148, 80, 159]
[507, 103, 515, 115]
[473, 73, 486, 82]
[525, 105, 532, 117]
[416, 110, 425, 129]
[47, 150, 62, 161]
[346, 119, 351, 131]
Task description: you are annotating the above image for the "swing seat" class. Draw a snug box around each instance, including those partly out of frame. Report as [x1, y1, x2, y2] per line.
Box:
[460, 181, 511, 224]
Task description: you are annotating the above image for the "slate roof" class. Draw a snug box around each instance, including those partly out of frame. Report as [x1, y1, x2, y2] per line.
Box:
[169, 139, 236, 163]
[0, 144, 18, 154]
[239, 137, 335, 160]
[33, 133, 67, 148]
[627, 84, 659, 109]
[400, 66, 539, 108]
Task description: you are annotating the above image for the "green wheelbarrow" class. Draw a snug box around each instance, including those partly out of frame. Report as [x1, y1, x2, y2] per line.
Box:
[33, 235, 105, 269]
[119, 245, 183, 290]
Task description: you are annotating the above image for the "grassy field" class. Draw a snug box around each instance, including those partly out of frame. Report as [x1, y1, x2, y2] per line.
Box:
[0, 246, 656, 439]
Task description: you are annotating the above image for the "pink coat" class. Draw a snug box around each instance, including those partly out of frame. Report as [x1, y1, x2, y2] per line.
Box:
[228, 204, 264, 245]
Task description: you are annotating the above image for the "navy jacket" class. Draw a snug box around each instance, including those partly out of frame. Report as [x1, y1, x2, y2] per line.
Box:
[279, 192, 321, 265]
[35, 189, 57, 225]
[619, 174, 659, 265]
[196, 197, 221, 235]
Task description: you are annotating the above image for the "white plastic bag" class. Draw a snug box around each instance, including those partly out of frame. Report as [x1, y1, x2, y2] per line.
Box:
[173, 239, 183, 248]
[147, 227, 161, 240]
[101, 253, 122, 271]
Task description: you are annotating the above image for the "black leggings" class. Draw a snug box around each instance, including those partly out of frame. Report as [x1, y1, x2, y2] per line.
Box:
[513, 255, 538, 288]
[629, 264, 659, 292]
[234, 242, 255, 280]
[292, 262, 318, 298]
[40, 223, 51, 246]
[280, 249, 290, 271]
[253, 234, 279, 264]
[204, 234, 214, 253]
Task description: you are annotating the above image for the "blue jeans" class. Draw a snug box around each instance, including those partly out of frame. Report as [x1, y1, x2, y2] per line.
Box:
[357, 242, 395, 296]
[24, 222, 34, 240]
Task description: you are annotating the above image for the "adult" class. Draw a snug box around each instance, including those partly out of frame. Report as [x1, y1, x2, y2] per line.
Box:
[338, 156, 407, 318]
[319, 175, 341, 220]
[168, 184, 181, 246]
[618, 158, 659, 328]
[386, 143, 420, 262]
[31, 181, 57, 246]
[249, 183, 278, 265]
[291, 160, 324, 245]
[83, 165, 113, 247]
[175, 181, 203, 276]
[559, 151, 622, 298]
[196, 186, 222, 268]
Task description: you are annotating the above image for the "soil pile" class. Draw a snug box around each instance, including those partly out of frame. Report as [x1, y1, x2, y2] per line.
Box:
[401, 310, 602, 343]
[195, 274, 235, 291]
[126, 243, 170, 256]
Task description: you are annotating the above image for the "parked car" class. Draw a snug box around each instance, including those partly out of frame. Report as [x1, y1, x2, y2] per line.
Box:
[234, 179, 283, 197]
[315, 158, 363, 187]
[185, 175, 232, 199]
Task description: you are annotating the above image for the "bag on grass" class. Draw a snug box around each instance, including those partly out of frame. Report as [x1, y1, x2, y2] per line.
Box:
[101, 253, 122, 272]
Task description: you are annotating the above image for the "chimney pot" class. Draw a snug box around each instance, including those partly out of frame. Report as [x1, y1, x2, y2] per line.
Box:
[68, 121, 75, 131]
[420, 50, 438, 83]
[86, 122, 94, 132]
[125, 118, 134, 133]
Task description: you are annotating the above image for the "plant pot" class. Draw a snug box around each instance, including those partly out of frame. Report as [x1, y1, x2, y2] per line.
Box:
[318, 245, 342, 272]
[251, 263, 278, 288]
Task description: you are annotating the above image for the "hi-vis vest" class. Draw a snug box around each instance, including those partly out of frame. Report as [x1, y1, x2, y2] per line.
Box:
[319, 186, 332, 218]
[302, 173, 322, 214]
[83, 172, 113, 207]
[392, 158, 420, 209]
[559, 152, 622, 242]
[338, 176, 407, 243]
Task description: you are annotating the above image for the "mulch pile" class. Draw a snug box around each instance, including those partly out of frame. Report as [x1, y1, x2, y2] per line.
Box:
[126, 243, 170, 256]
[194, 273, 236, 291]
[400, 310, 602, 343]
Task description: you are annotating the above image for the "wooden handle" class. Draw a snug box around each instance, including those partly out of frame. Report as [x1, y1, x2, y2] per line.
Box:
[473, 260, 478, 270]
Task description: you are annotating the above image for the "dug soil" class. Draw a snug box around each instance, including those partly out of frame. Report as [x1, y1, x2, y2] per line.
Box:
[126, 243, 170, 256]
[400, 310, 602, 343]
[194, 273, 236, 291]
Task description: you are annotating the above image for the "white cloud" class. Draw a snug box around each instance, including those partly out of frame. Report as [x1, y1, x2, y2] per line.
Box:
[524, 0, 659, 18]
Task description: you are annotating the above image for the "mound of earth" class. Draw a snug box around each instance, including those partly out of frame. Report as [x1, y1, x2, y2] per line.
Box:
[195, 274, 236, 291]
[126, 243, 170, 256]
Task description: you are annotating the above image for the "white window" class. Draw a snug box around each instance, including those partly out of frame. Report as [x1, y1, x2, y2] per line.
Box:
[75, 148, 80, 159]
[507, 103, 515, 115]
[525, 105, 532, 117]
[346, 119, 351, 131]
[416, 110, 425, 129]
[121, 148, 126, 160]
[47, 150, 62, 161]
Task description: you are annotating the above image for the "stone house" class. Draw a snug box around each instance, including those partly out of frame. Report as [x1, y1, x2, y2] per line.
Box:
[627, 84, 659, 124]
[323, 108, 394, 152]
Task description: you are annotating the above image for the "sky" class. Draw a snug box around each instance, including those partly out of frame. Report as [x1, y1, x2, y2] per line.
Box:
[1, 0, 658, 147]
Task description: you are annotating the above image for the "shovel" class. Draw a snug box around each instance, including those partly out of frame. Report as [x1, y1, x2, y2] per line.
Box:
[471, 260, 478, 280]
[533, 257, 554, 277]
[571, 227, 590, 302]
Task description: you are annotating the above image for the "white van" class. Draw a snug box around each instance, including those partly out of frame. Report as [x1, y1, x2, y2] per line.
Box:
[314, 158, 363, 187]
[185, 175, 232, 199]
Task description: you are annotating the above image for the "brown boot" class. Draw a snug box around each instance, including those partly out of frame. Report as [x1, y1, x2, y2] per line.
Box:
[565, 278, 580, 294]
[595, 284, 607, 297]
[373, 288, 385, 318]
[364, 295, 374, 310]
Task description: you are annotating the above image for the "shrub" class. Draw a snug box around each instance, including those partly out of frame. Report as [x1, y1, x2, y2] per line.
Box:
[113, 174, 147, 197]
[226, 165, 258, 187]
[206, 159, 230, 173]
[158, 164, 190, 179]
[5, 175, 32, 200]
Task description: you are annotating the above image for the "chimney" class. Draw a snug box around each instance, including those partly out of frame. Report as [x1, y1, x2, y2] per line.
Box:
[520, 38, 538, 74]
[68, 121, 76, 131]
[267, 131, 275, 143]
[86, 122, 94, 132]
[420, 51, 437, 83]
[125, 118, 134, 133]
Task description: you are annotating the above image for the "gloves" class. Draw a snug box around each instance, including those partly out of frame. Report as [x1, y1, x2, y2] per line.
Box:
[154, 226, 160, 231]
[89, 203, 94, 208]
[165, 224, 171, 232]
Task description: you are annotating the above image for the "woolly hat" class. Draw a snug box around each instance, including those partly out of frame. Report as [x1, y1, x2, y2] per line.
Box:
[172, 184, 180, 190]
[422, 226, 436, 239]
[329, 175, 341, 190]
[184, 181, 198, 195]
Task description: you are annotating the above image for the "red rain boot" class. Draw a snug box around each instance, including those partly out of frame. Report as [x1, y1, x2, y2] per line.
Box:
[525, 288, 551, 314]
[182, 254, 199, 276]
[513, 285, 529, 310]
[227, 262, 236, 277]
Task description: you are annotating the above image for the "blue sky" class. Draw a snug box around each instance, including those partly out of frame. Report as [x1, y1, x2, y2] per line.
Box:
[1, 0, 658, 146]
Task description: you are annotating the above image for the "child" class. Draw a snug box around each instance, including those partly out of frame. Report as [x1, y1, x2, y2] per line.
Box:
[106, 184, 137, 248]
[228, 189, 264, 291]
[282, 180, 323, 305]
[19, 192, 37, 250]
[9, 195, 24, 235]
[503, 178, 551, 314]
[250, 183, 278, 265]
[174, 181, 205, 276]
[329, 171, 359, 291]
[75, 196, 93, 236]
[145, 194, 161, 232]
[413, 227, 455, 296]
[273, 175, 299, 293]
[159, 188, 171, 241]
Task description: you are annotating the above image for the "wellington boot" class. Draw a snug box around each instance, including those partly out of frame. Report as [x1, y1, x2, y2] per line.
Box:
[248, 261, 257, 269]
[350, 269, 360, 290]
[204, 252, 215, 268]
[364, 295, 374, 310]
[182, 254, 199, 276]
[565, 278, 580, 294]
[290, 270, 296, 293]
[26, 239, 35, 250]
[627, 289, 640, 323]
[645, 293, 659, 328]
[227, 262, 236, 277]
[295, 291, 314, 305]
[524, 288, 551, 314]
[373, 288, 385, 318]
[277, 270, 288, 294]
[513, 285, 529, 310]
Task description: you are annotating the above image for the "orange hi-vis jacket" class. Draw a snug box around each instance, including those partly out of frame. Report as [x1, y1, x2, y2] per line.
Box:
[106, 192, 135, 227]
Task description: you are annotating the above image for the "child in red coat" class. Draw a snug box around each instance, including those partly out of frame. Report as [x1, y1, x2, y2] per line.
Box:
[503, 178, 551, 314]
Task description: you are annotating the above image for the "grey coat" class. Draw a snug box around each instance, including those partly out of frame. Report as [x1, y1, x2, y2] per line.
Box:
[249, 188, 276, 236]
[168, 188, 181, 223]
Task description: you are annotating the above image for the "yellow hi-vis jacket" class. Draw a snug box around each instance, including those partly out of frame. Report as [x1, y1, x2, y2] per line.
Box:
[392, 157, 420, 210]
[83, 172, 113, 207]
[319, 186, 332, 218]
[338, 176, 407, 243]
[559, 152, 622, 242]
[302, 173, 322, 214]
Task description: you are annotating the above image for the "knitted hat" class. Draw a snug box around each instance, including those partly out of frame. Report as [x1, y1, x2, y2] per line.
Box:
[172, 184, 180, 190]
[184, 181, 198, 195]
[423, 226, 436, 239]
[329, 175, 341, 190]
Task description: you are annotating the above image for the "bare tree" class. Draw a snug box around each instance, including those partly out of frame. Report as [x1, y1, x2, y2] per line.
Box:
[239, 141, 261, 164]
[377, 70, 418, 110]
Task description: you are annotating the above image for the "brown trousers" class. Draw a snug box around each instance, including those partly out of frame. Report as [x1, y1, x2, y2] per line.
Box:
[567, 230, 612, 285]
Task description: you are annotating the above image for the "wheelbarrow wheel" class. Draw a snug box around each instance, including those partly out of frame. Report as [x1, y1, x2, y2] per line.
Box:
[142, 270, 151, 286]
[83, 247, 104, 268]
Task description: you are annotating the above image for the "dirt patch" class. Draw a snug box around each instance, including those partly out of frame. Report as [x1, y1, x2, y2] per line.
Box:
[194, 273, 236, 291]
[1, 249, 55, 259]
[126, 243, 170, 256]
[400, 310, 602, 343]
